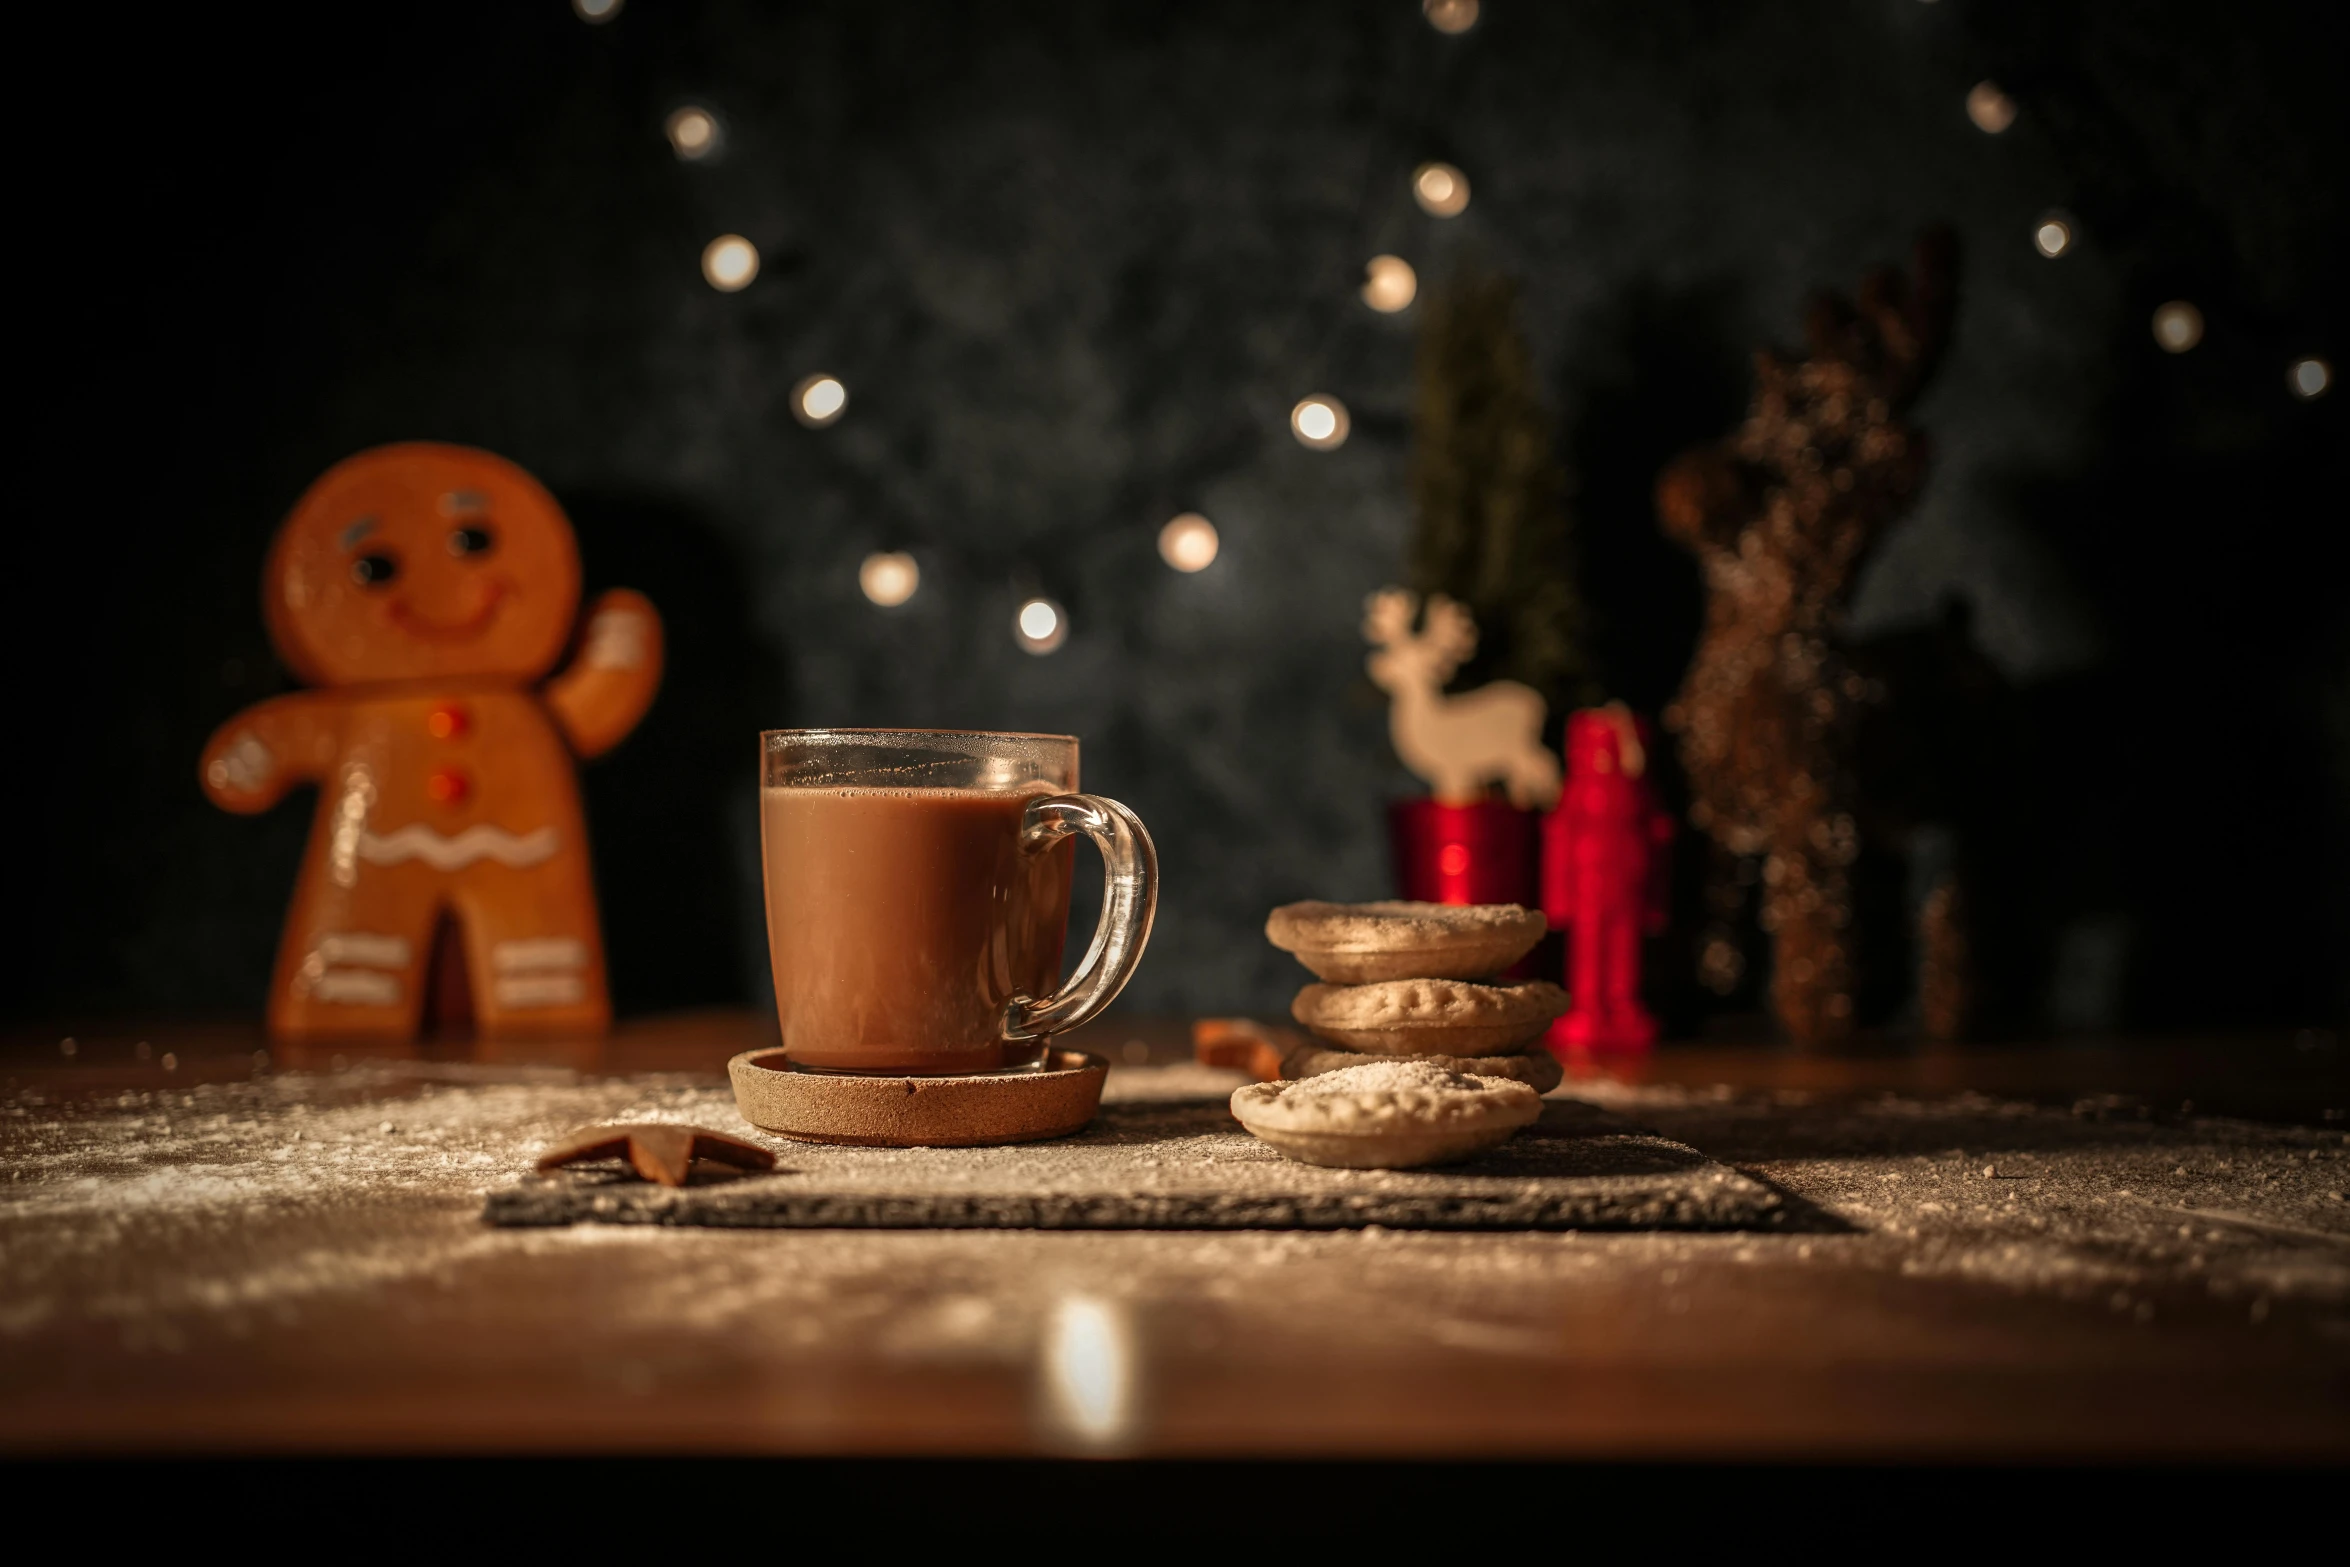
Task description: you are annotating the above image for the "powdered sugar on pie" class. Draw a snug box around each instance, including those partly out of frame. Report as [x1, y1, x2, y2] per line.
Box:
[1282, 1043, 1564, 1094]
[1229, 1058, 1542, 1169]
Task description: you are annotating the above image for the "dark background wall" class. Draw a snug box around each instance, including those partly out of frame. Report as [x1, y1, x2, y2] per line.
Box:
[18, 0, 2347, 1033]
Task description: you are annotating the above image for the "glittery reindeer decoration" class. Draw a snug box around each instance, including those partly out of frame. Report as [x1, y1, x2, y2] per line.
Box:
[1657, 230, 1957, 1044]
[1364, 588, 1561, 810]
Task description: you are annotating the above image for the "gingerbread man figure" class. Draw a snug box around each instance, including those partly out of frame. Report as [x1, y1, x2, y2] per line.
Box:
[200, 442, 662, 1040]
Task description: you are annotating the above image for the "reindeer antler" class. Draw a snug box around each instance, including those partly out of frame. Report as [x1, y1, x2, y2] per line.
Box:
[1420, 594, 1479, 679]
[1804, 225, 1958, 409]
[1362, 588, 1419, 648]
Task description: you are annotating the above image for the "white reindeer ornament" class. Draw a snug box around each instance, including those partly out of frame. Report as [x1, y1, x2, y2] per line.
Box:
[1364, 588, 1561, 810]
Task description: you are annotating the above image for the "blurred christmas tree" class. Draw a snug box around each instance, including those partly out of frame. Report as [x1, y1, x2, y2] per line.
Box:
[1407, 268, 1598, 718]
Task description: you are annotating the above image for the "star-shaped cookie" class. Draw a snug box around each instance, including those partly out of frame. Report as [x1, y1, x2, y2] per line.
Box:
[534, 1123, 776, 1187]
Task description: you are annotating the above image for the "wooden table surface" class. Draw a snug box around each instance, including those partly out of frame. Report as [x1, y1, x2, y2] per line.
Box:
[3, 1012, 2344, 1462]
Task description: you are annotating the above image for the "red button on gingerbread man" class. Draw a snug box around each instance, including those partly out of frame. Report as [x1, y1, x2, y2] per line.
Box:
[200, 442, 663, 1041]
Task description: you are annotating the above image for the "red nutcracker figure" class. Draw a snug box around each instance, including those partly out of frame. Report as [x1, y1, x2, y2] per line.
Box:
[1543, 704, 1675, 1052]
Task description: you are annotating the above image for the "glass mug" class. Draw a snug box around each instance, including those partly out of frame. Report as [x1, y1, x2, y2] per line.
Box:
[760, 728, 1157, 1074]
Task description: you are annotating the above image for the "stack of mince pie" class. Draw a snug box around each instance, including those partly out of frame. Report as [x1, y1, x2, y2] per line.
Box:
[1227, 901, 1566, 1170]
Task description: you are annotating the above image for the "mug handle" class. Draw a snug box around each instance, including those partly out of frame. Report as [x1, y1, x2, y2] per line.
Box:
[1003, 794, 1159, 1045]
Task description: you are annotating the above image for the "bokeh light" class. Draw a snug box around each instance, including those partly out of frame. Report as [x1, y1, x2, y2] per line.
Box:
[1015, 597, 1068, 654]
[1423, 0, 1479, 34]
[2032, 212, 2074, 259]
[1158, 513, 1220, 572]
[1966, 82, 2017, 134]
[859, 552, 918, 607]
[1290, 395, 1351, 451]
[665, 106, 722, 162]
[2289, 357, 2332, 400]
[572, 0, 622, 22]
[702, 234, 759, 291]
[1361, 254, 1418, 313]
[1413, 162, 1470, 218]
[793, 374, 848, 427]
[2151, 301, 2204, 354]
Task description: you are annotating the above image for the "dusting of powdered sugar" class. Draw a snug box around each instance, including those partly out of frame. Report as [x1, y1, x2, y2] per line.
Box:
[1277, 1059, 1489, 1098]
[2, 1055, 2345, 1382]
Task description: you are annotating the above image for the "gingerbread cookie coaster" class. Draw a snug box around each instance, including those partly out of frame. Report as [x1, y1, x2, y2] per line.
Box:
[1265, 900, 1545, 983]
[1282, 1043, 1564, 1095]
[1291, 978, 1567, 1056]
[1230, 1059, 1542, 1169]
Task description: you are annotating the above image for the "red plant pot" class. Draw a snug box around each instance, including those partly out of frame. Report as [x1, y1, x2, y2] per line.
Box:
[1387, 798, 1540, 908]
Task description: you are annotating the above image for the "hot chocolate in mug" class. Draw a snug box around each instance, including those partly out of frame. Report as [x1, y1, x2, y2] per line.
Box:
[760, 728, 1157, 1074]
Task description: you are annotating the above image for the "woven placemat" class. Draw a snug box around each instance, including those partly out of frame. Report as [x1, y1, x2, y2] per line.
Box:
[484, 1092, 1792, 1232]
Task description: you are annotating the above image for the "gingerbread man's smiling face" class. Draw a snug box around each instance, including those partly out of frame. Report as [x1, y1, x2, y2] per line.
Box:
[265, 443, 581, 687]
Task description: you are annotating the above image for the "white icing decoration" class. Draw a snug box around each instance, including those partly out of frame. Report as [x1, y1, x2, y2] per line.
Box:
[209, 732, 274, 794]
[493, 973, 584, 1008]
[582, 609, 647, 672]
[357, 824, 559, 871]
[316, 932, 411, 969]
[309, 969, 401, 1006]
[492, 937, 587, 974]
[328, 762, 379, 890]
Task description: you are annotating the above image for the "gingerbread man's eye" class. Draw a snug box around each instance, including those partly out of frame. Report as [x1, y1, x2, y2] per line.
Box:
[449, 525, 495, 557]
[351, 553, 400, 587]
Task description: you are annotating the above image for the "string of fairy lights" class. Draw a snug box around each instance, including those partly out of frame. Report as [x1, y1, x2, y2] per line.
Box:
[576, 0, 2335, 656]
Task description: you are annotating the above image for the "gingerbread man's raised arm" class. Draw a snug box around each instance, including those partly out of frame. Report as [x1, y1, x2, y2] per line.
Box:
[543, 588, 664, 759]
[199, 691, 344, 813]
